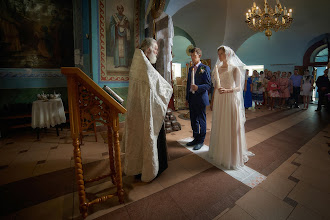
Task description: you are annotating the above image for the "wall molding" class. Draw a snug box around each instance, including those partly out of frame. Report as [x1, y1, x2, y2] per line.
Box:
[0, 69, 64, 78]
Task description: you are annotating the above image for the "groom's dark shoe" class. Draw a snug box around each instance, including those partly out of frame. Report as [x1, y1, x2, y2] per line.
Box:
[193, 143, 203, 151]
[186, 140, 198, 146]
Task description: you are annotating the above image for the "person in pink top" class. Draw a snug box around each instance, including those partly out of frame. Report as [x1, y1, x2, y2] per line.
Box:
[279, 72, 290, 108]
[267, 75, 280, 110]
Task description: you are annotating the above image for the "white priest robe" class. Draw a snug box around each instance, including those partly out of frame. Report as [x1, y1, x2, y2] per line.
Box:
[122, 49, 173, 182]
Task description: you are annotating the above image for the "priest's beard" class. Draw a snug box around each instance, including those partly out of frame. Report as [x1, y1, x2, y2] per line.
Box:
[148, 52, 157, 64]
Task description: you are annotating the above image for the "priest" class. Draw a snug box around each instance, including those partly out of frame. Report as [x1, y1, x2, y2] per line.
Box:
[121, 38, 173, 182]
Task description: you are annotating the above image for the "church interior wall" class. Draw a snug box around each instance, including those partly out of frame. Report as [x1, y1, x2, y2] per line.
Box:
[172, 26, 196, 70]
[171, 0, 227, 69]
[0, 0, 93, 125]
[172, 35, 194, 66]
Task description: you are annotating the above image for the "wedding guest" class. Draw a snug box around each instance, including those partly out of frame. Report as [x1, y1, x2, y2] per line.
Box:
[279, 72, 290, 108]
[268, 75, 280, 110]
[290, 69, 303, 108]
[263, 71, 272, 107]
[251, 70, 263, 109]
[300, 70, 313, 110]
[244, 69, 252, 109]
[315, 68, 330, 111]
[276, 71, 281, 81]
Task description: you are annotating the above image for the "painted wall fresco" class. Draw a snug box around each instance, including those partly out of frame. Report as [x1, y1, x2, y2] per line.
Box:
[0, 0, 74, 68]
[99, 0, 140, 82]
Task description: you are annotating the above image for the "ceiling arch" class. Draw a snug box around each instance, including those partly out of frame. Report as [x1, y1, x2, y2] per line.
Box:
[170, 0, 227, 65]
[167, 0, 330, 68]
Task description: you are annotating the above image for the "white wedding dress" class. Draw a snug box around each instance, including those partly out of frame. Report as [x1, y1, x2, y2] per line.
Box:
[208, 66, 252, 169]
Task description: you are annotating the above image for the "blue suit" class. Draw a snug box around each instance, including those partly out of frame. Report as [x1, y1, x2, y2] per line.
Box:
[186, 63, 211, 144]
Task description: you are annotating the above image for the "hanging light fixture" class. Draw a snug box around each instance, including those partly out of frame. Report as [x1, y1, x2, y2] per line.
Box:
[245, 0, 293, 39]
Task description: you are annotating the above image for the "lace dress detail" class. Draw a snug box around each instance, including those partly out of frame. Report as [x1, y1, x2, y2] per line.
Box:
[218, 67, 235, 89]
[208, 66, 253, 169]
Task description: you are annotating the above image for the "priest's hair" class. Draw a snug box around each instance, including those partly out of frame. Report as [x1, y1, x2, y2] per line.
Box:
[140, 38, 157, 52]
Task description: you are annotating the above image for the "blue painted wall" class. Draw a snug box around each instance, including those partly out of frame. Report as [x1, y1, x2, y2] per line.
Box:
[172, 36, 192, 66]
[236, 32, 301, 73]
[172, 26, 195, 66]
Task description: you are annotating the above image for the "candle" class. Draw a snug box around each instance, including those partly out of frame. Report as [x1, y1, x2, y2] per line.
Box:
[248, 9, 251, 17]
[253, 2, 256, 8]
[215, 65, 221, 89]
[191, 68, 195, 94]
[246, 13, 249, 19]
[253, 18, 256, 25]
[265, 5, 268, 13]
[256, 6, 259, 14]
[282, 17, 285, 24]
[284, 6, 287, 15]
[289, 9, 292, 17]
[265, 0, 267, 3]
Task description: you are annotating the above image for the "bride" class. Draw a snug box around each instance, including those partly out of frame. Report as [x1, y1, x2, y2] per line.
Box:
[208, 45, 254, 169]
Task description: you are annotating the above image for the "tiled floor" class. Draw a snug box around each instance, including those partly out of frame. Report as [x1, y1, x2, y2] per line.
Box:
[0, 104, 330, 220]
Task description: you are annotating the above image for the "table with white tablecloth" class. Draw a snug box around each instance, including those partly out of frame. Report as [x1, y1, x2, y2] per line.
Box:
[32, 99, 66, 135]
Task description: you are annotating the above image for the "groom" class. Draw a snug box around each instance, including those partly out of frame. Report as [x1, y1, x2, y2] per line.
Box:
[186, 47, 211, 150]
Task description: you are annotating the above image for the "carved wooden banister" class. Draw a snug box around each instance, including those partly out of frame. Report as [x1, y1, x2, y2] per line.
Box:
[61, 67, 126, 218]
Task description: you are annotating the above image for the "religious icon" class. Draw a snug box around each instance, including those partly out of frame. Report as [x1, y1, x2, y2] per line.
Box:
[109, 4, 131, 68]
[105, 0, 135, 76]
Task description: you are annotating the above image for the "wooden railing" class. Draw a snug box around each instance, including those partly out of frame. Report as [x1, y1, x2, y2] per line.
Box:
[61, 67, 126, 218]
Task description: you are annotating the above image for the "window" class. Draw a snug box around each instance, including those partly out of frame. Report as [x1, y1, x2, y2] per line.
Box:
[172, 63, 182, 78]
[244, 65, 264, 76]
[314, 48, 328, 62]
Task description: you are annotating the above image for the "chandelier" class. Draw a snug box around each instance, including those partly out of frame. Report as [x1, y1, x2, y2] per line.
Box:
[245, 0, 293, 39]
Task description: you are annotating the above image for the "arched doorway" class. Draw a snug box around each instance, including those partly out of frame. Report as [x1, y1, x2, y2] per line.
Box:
[303, 34, 330, 99]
